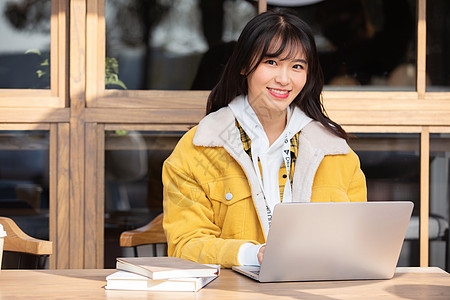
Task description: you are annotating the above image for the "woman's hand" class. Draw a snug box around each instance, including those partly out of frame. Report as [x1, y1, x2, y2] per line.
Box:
[257, 245, 266, 264]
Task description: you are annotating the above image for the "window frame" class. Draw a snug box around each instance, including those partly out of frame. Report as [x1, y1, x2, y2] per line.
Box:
[0, 0, 68, 108]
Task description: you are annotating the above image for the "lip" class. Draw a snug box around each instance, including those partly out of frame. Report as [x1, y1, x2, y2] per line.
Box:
[267, 87, 291, 99]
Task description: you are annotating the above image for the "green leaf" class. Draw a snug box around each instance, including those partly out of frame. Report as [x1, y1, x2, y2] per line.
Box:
[36, 70, 46, 78]
[25, 49, 42, 56]
[105, 57, 127, 90]
[115, 130, 128, 136]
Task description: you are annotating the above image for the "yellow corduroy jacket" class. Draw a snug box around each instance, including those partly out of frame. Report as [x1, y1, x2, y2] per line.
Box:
[162, 106, 367, 268]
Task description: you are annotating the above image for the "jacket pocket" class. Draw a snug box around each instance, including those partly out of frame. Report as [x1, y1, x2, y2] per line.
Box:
[207, 177, 252, 236]
[208, 176, 252, 205]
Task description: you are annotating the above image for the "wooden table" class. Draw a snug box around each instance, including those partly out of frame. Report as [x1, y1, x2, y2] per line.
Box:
[0, 267, 449, 299]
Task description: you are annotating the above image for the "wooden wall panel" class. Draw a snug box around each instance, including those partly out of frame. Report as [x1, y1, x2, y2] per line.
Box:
[418, 0, 429, 266]
[258, 0, 267, 13]
[420, 127, 430, 267]
[85, 0, 105, 265]
[57, 123, 70, 269]
[69, 0, 86, 268]
[417, 0, 427, 98]
[104, 124, 193, 132]
[57, 0, 69, 105]
[329, 110, 450, 126]
[0, 108, 69, 122]
[344, 126, 423, 133]
[0, 124, 50, 130]
[86, 0, 101, 107]
[94, 90, 209, 108]
[96, 124, 105, 268]
[49, 124, 57, 269]
[85, 123, 101, 268]
[49, 123, 70, 269]
[0, 91, 63, 108]
[85, 108, 205, 124]
[430, 127, 450, 133]
[97, 0, 106, 99]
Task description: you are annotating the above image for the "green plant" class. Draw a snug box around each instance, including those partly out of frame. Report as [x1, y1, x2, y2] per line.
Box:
[105, 57, 128, 136]
[105, 57, 127, 90]
[25, 49, 49, 78]
[25, 49, 50, 88]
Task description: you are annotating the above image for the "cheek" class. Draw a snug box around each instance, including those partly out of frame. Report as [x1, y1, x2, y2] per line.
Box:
[247, 74, 265, 91]
[294, 74, 307, 89]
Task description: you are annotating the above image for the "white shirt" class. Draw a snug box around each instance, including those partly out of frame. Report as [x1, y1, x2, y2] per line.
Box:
[228, 96, 312, 265]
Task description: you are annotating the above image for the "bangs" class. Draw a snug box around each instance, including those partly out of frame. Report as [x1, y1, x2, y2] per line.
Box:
[246, 25, 309, 74]
[266, 34, 305, 61]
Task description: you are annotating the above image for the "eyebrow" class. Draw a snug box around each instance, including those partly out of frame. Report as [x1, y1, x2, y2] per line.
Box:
[292, 59, 307, 64]
[264, 54, 307, 64]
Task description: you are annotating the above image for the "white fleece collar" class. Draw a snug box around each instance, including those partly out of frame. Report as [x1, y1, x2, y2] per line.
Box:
[227, 95, 313, 151]
[193, 98, 349, 156]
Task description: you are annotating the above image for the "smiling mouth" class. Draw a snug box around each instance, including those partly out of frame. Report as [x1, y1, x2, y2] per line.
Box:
[267, 88, 290, 98]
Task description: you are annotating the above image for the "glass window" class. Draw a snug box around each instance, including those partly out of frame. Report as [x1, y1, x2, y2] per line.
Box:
[0, 0, 51, 89]
[105, 0, 257, 90]
[104, 0, 421, 92]
[0, 130, 50, 268]
[267, 0, 417, 91]
[426, 0, 450, 91]
[429, 133, 450, 271]
[349, 133, 421, 266]
[104, 130, 184, 268]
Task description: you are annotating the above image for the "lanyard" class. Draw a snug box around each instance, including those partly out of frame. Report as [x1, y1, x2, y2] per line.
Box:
[282, 132, 292, 204]
[254, 131, 292, 226]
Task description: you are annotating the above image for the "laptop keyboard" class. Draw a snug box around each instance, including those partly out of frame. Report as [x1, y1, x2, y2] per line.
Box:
[250, 270, 260, 276]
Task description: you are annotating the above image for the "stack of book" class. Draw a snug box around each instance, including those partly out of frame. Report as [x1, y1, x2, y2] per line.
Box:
[105, 257, 220, 292]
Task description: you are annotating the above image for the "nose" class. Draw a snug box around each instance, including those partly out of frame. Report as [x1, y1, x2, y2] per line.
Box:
[275, 67, 290, 85]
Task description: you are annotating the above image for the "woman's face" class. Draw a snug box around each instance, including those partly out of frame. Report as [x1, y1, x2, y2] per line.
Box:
[246, 46, 308, 121]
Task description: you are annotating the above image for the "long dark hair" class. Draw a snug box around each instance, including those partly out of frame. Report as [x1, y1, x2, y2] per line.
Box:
[206, 9, 348, 141]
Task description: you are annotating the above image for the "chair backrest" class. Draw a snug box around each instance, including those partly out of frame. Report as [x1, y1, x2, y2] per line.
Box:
[120, 213, 166, 247]
[0, 217, 52, 256]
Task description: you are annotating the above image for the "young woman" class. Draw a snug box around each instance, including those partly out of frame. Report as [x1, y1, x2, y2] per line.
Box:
[162, 9, 367, 268]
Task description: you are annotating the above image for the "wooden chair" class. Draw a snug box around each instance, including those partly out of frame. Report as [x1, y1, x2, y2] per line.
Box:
[0, 217, 53, 269]
[119, 213, 166, 257]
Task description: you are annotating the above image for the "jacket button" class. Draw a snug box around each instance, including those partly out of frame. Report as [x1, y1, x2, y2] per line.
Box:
[225, 193, 233, 200]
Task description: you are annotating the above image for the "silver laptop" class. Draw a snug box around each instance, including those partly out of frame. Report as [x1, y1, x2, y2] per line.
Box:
[232, 201, 413, 282]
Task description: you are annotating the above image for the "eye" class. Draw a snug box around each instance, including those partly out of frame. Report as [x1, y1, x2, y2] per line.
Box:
[265, 59, 277, 66]
[293, 64, 305, 70]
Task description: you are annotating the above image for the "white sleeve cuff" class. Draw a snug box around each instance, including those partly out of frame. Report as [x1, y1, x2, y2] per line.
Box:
[237, 243, 264, 266]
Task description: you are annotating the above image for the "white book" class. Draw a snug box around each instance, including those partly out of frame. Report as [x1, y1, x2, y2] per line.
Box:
[116, 257, 219, 280]
[105, 270, 218, 292]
